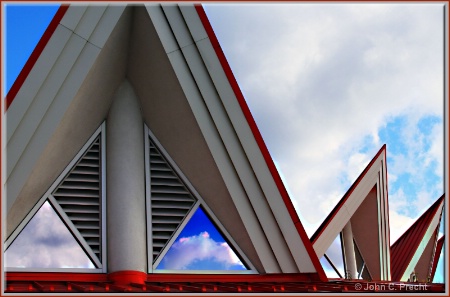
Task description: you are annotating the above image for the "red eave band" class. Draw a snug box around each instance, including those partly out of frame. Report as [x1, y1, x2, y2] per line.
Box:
[194, 4, 327, 281]
[5, 4, 69, 111]
[6, 271, 321, 283]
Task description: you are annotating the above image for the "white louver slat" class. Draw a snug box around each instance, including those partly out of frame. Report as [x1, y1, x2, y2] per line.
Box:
[53, 136, 102, 261]
[149, 139, 197, 262]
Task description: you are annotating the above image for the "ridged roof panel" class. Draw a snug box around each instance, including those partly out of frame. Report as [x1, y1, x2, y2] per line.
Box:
[390, 195, 444, 281]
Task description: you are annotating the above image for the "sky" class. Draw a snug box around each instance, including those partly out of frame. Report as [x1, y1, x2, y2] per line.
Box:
[156, 207, 247, 270]
[3, 2, 446, 281]
[203, 3, 445, 280]
[5, 201, 95, 269]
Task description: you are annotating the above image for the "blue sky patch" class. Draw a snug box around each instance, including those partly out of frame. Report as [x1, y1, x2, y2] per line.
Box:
[157, 207, 247, 270]
[5, 4, 59, 95]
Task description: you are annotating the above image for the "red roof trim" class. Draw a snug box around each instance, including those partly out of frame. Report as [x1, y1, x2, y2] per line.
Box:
[147, 272, 320, 283]
[390, 195, 444, 281]
[430, 235, 444, 281]
[5, 272, 446, 293]
[5, 271, 319, 283]
[391, 195, 444, 249]
[194, 4, 326, 281]
[310, 144, 387, 243]
[5, 4, 69, 111]
[5, 272, 108, 282]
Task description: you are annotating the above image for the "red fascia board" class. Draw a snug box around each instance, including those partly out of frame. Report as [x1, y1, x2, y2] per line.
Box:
[430, 235, 444, 281]
[310, 144, 387, 244]
[147, 272, 321, 283]
[194, 4, 327, 281]
[4, 4, 69, 111]
[5, 272, 108, 282]
[5, 272, 320, 284]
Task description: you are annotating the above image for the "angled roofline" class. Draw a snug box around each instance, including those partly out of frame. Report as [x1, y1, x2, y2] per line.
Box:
[195, 5, 326, 281]
[310, 144, 387, 243]
[5, 5, 69, 110]
[391, 195, 444, 249]
[4, 3, 326, 279]
[390, 194, 444, 281]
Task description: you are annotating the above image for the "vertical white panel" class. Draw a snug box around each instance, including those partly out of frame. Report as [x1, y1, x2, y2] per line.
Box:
[106, 80, 146, 273]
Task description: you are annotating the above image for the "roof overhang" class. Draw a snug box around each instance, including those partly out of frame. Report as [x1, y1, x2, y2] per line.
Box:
[4, 3, 325, 278]
[390, 195, 444, 281]
[311, 145, 391, 280]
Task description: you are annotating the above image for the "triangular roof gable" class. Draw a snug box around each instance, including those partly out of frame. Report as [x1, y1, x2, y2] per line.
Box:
[310, 145, 390, 280]
[390, 195, 444, 281]
[5, 124, 105, 271]
[4, 4, 325, 279]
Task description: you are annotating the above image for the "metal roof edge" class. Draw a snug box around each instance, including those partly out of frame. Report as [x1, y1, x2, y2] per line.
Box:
[310, 144, 387, 244]
[391, 194, 445, 249]
[194, 4, 327, 281]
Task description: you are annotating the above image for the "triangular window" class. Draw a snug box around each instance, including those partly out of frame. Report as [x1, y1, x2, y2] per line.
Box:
[155, 207, 248, 271]
[52, 135, 103, 262]
[323, 234, 345, 278]
[4, 125, 105, 272]
[147, 137, 197, 262]
[5, 201, 95, 269]
[146, 126, 252, 272]
[319, 257, 341, 279]
[355, 239, 372, 280]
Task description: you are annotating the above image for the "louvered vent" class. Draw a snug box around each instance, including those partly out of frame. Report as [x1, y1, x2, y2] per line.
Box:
[149, 139, 196, 262]
[53, 136, 102, 261]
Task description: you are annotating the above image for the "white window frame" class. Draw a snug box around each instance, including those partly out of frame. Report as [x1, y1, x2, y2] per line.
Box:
[4, 123, 107, 273]
[145, 125, 256, 274]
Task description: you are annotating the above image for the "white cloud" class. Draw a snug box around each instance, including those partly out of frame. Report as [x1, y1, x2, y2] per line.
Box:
[389, 210, 417, 244]
[206, 3, 444, 236]
[428, 122, 444, 178]
[5, 201, 95, 269]
[388, 188, 417, 242]
[158, 232, 245, 270]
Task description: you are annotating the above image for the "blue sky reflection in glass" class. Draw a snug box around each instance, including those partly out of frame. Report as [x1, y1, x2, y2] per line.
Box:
[5, 201, 95, 269]
[156, 207, 247, 270]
